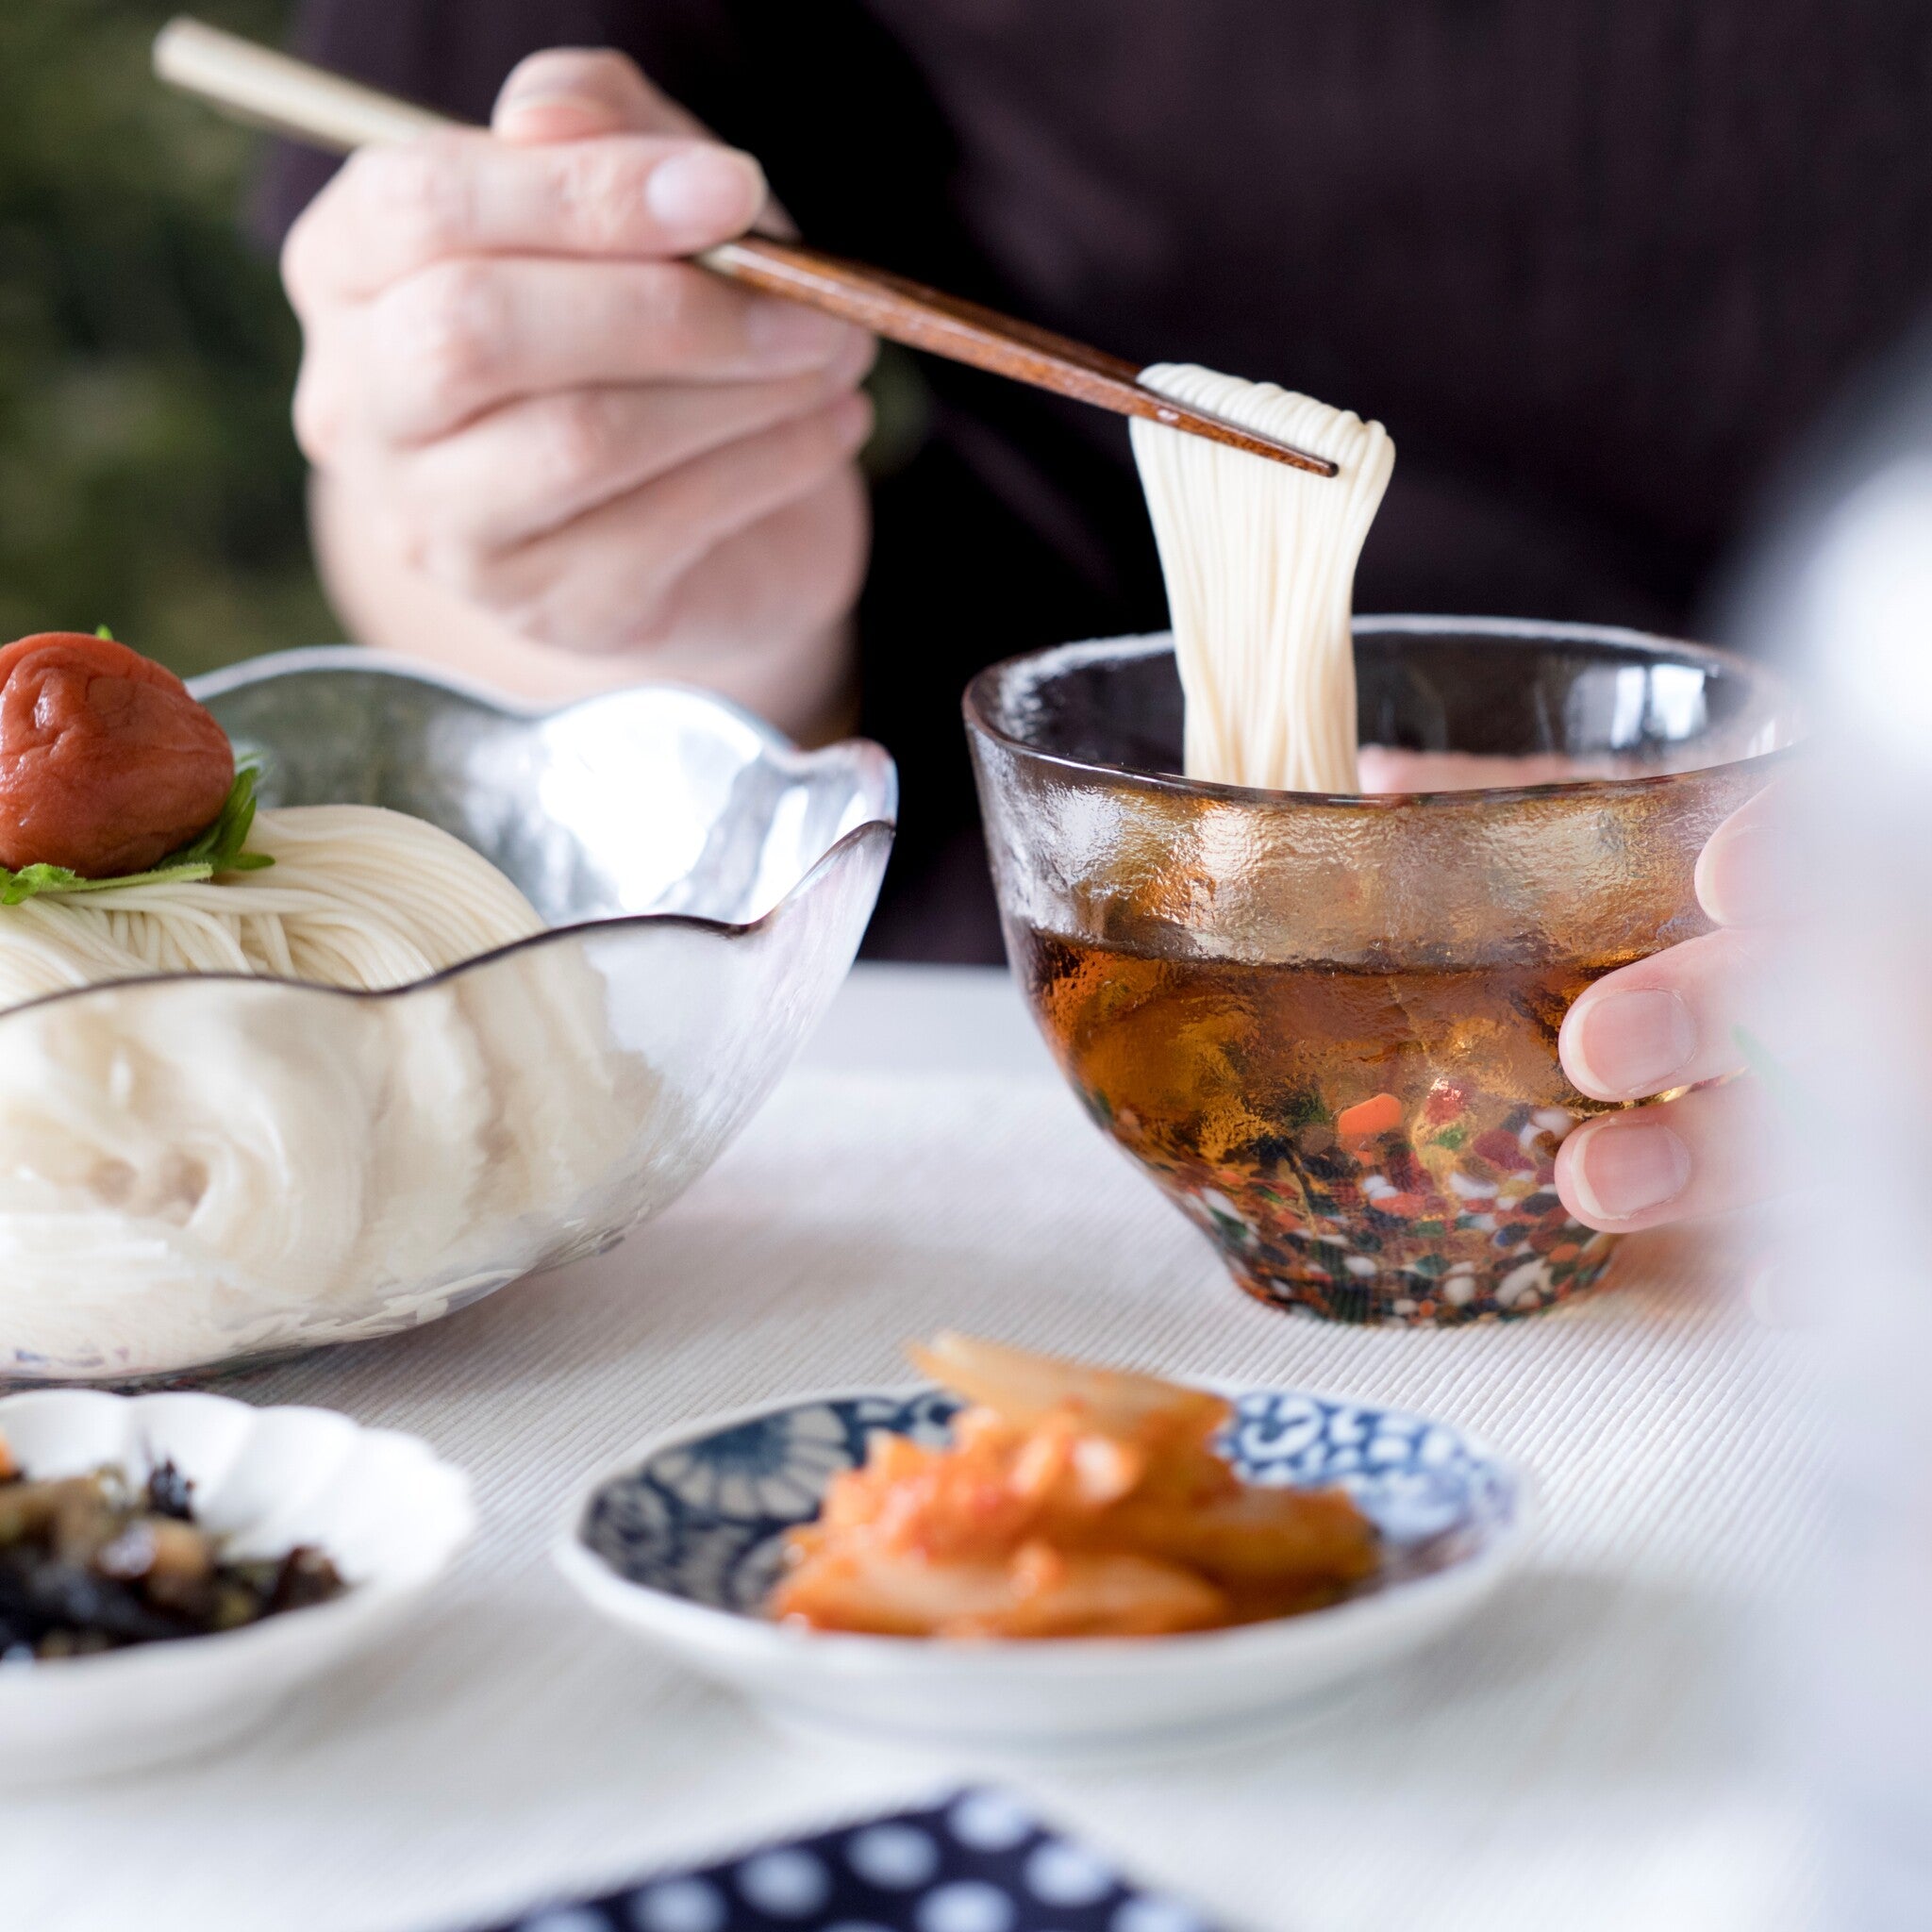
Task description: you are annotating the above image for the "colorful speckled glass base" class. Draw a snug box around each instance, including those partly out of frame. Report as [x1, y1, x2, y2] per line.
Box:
[1164, 1183, 1622, 1324]
[1144, 1095, 1624, 1326]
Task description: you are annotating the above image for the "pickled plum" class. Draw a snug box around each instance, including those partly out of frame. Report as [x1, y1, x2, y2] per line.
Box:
[0, 632, 234, 876]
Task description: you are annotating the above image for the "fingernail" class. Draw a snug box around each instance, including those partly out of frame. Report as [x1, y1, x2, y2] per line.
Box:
[1697, 823, 1790, 927]
[1569, 987, 1696, 1097]
[646, 147, 764, 236]
[1569, 1119, 1691, 1223]
[745, 296, 858, 364]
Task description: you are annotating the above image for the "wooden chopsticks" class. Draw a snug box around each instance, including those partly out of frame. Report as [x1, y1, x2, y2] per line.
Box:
[153, 17, 1338, 478]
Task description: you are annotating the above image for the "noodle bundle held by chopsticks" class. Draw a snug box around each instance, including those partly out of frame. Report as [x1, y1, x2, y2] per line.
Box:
[1130, 366, 1394, 795]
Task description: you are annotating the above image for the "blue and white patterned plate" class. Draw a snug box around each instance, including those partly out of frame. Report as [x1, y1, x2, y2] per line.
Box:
[556, 1382, 1528, 1757]
[578, 1388, 1511, 1614]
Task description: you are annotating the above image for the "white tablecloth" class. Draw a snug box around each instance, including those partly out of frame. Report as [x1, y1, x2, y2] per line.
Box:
[8, 965, 1816, 1932]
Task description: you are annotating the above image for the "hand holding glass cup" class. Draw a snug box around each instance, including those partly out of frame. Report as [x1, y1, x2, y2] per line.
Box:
[967, 618, 1798, 1325]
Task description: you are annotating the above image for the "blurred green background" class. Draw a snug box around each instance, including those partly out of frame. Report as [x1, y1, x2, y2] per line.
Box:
[0, 0, 328, 680]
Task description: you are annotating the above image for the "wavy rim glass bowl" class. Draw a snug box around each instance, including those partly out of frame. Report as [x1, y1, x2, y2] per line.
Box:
[0, 649, 895, 1385]
[965, 617, 1799, 1327]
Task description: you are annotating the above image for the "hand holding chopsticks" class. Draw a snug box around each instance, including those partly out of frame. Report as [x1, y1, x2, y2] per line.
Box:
[153, 16, 1335, 477]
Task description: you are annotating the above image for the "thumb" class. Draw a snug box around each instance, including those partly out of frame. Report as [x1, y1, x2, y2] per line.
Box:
[492, 46, 710, 143]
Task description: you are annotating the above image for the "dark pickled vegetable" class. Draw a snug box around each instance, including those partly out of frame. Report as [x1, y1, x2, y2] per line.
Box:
[0, 1429, 347, 1660]
[144, 1459, 194, 1522]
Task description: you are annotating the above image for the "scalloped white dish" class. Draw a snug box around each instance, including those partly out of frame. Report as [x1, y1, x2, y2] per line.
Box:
[556, 1380, 1529, 1757]
[0, 1389, 474, 1782]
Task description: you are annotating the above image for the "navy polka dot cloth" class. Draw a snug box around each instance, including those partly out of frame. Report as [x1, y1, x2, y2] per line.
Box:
[485, 1790, 1218, 1932]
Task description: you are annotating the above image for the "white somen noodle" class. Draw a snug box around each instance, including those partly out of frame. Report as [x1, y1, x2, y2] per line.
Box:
[1130, 364, 1395, 793]
[0, 806, 643, 1376]
[0, 806, 542, 1004]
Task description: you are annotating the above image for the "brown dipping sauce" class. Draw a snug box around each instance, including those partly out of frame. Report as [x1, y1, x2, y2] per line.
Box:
[0, 633, 234, 877]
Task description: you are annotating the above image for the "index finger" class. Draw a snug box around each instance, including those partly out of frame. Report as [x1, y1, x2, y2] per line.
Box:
[283, 130, 767, 310]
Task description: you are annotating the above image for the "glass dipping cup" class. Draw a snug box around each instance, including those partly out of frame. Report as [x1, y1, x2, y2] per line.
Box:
[964, 618, 1799, 1325]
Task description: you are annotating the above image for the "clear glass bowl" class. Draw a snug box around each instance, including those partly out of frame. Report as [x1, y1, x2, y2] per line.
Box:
[0, 650, 894, 1384]
[965, 618, 1799, 1326]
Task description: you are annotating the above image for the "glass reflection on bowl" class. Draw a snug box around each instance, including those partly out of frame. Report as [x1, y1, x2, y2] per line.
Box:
[965, 618, 1798, 1326]
[0, 651, 894, 1384]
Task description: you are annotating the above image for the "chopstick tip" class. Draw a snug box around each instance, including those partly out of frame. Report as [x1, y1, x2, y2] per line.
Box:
[1139, 387, 1340, 477]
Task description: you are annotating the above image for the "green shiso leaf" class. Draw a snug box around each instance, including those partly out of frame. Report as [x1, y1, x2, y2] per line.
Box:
[0, 757, 275, 907]
[166, 756, 271, 870]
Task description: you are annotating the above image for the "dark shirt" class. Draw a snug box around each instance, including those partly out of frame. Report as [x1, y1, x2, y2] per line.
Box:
[261, 2, 1932, 961]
